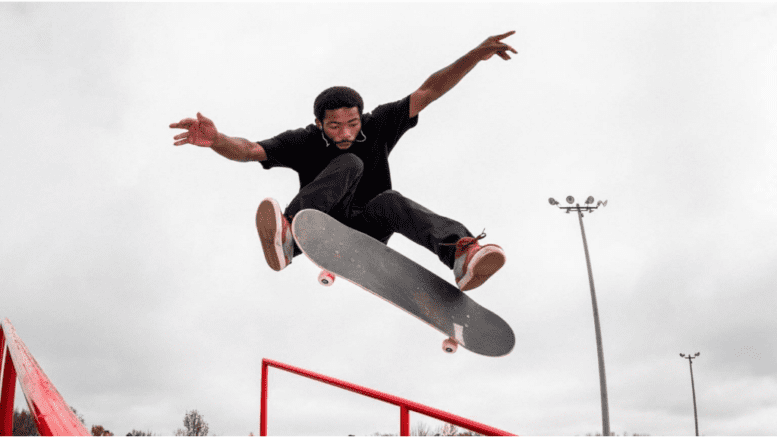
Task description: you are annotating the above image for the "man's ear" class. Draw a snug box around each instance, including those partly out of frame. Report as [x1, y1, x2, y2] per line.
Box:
[315, 119, 322, 130]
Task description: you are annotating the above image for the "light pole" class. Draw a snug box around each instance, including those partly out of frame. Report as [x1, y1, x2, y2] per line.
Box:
[549, 196, 610, 436]
[680, 352, 701, 436]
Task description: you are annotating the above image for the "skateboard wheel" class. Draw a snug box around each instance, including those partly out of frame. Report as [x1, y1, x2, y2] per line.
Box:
[318, 270, 335, 286]
[442, 338, 458, 354]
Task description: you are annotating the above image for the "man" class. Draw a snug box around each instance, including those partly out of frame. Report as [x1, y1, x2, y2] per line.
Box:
[170, 31, 517, 291]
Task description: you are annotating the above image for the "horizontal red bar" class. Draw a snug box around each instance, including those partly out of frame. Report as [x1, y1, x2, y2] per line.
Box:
[263, 358, 515, 436]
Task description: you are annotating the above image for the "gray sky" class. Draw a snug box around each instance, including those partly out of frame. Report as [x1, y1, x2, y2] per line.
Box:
[2, 2, 776, 435]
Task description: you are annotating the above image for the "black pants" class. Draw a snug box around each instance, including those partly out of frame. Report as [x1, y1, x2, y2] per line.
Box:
[284, 154, 474, 269]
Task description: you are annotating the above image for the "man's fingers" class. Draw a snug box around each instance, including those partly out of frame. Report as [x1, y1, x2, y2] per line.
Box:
[170, 118, 196, 129]
[491, 30, 516, 42]
[494, 41, 517, 53]
[196, 112, 213, 125]
[173, 134, 190, 146]
[483, 44, 515, 61]
[173, 136, 191, 146]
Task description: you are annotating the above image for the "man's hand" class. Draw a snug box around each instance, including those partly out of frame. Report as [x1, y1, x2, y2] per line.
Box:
[169, 112, 218, 147]
[409, 30, 518, 118]
[471, 31, 518, 61]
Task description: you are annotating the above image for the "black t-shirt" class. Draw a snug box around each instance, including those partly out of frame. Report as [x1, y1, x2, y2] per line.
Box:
[258, 95, 419, 209]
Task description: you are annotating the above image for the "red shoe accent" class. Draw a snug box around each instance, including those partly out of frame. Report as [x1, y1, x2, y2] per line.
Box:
[452, 232, 506, 291]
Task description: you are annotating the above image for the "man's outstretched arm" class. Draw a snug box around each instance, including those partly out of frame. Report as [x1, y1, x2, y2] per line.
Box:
[170, 112, 267, 162]
[409, 31, 517, 119]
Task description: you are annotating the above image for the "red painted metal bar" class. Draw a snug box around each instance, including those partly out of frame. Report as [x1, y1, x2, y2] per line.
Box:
[260, 360, 269, 436]
[0, 318, 90, 436]
[260, 358, 515, 436]
[400, 405, 410, 436]
[2, 331, 17, 436]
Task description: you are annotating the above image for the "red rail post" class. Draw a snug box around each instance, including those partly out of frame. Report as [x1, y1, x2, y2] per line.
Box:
[400, 405, 410, 436]
[1, 336, 18, 435]
[260, 360, 268, 436]
[260, 358, 515, 436]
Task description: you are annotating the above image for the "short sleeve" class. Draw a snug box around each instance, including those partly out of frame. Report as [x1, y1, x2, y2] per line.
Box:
[369, 95, 419, 154]
[258, 128, 309, 170]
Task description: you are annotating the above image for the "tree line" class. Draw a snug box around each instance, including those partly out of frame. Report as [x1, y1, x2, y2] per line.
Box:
[10, 408, 211, 436]
[12, 408, 650, 435]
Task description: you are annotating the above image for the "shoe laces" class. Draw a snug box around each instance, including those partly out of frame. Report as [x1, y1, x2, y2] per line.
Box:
[439, 229, 487, 251]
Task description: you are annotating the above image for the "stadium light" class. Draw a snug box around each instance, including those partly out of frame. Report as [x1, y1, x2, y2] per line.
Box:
[549, 195, 610, 436]
[680, 352, 702, 436]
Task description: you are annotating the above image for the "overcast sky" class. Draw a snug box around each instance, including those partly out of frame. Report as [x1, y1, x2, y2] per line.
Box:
[2, 2, 776, 436]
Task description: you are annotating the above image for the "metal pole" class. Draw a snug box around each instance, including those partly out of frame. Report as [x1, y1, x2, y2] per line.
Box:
[260, 360, 268, 436]
[680, 353, 699, 435]
[400, 406, 410, 436]
[1, 344, 17, 437]
[689, 359, 699, 436]
[576, 206, 610, 436]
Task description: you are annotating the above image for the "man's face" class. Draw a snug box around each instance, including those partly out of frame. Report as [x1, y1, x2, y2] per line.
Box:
[317, 107, 362, 150]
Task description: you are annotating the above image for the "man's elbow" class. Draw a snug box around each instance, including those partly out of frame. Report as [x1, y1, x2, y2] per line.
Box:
[249, 142, 268, 162]
[409, 89, 437, 118]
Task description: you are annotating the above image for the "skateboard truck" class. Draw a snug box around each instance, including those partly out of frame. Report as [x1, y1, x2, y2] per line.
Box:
[318, 270, 335, 286]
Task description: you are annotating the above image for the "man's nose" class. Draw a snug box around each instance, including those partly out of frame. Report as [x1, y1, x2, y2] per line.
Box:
[340, 127, 355, 140]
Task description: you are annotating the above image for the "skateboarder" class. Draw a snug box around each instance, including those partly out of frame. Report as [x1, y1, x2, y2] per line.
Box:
[170, 31, 517, 291]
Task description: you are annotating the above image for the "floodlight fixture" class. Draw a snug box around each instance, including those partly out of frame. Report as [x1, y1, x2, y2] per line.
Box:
[549, 196, 608, 215]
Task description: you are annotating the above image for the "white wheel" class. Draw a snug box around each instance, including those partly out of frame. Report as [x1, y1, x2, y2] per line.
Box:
[318, 270, 335, 286]
[442, 338, 458, 354]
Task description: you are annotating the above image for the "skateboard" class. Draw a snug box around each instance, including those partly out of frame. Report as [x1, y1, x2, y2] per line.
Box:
[291, 209, 515, 357]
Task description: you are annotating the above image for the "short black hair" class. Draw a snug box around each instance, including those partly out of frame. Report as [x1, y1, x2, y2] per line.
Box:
[314, 86, 364, 122]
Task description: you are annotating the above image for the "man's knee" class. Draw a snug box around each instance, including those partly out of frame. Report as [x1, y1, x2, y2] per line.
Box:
[367, 190, 406, 210]
[374, 189, 402, 202]
[331, 153, 364, 175]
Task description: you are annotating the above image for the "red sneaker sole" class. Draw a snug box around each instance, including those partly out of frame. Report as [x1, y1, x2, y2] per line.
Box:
[460, 249, 505, 292]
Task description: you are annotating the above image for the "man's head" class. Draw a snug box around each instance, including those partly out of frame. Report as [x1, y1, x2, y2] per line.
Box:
[314, 86, 364, 150]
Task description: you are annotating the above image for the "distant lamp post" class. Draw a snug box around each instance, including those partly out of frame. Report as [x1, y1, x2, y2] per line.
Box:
[549, 196, 610, 436]
[680, 352, 701, 436]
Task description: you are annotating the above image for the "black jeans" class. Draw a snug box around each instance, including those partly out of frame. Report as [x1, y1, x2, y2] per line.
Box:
[284, 154, 474, 269]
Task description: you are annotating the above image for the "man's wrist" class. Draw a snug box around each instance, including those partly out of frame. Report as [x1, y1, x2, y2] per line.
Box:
[211, 132, 228, 148]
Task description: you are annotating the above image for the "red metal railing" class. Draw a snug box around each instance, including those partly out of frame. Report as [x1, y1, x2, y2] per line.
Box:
[1, 318, 90, 436]
[260, 358, 516, 436]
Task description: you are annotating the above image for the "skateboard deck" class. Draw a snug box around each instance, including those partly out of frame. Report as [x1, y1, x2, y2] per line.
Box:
[291, 209, 515, 357]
